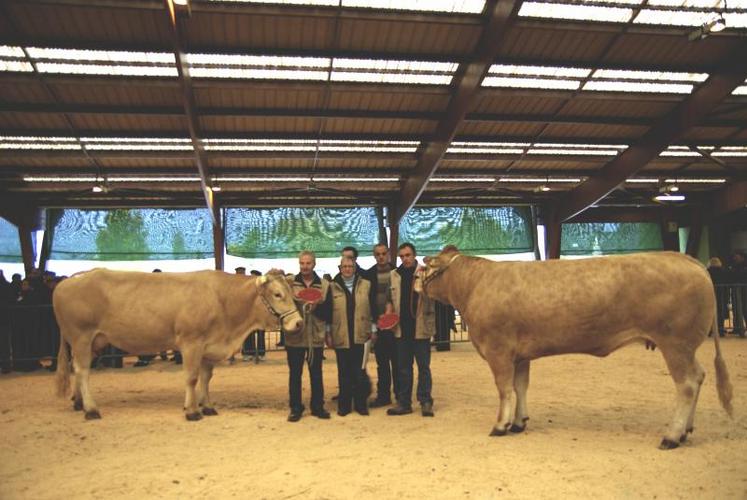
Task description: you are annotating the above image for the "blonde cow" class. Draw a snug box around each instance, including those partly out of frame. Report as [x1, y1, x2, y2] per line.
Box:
[416, 249, 732, 449]
[54, 269, 303, 421]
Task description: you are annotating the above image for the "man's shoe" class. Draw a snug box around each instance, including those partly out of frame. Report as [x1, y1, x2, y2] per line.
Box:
[355, 406, 369, 416]
[421, 402, 434, 417]
[133, 360, 149, 367]
[387, 405, 413, 416]
[311, 408, 331, 419]
[287, 411, 303, 422]
[337, 407, 351, 417]
[369, 398, 391, 408]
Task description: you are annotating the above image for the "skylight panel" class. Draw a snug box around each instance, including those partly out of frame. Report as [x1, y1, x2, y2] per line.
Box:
[0, 45, 26, 58]
[26, 47, 174, 64]
[518, 1, 634, 22]
[430, 177, 497, 182]
[188, 54, 330, 68]
[593, 69, 708, 83]
[81, 137, 192, 143]
[203, 139, 418, 152]
[190, 67, 329, 80]
[664, 177, 727, 183]
[583, 81, 694, 94]
[488, 64, 591, 79]
[713, 146, 747, 157]
[23, 176, 98, 182]
[204, 0, 486, 12]
[314, 177, 400, 182]
[0, 45, 32, 72]
[333, 59, 457, 72]
[331, 72, 452, 85]
[331, 58, 456, 85]
[80, 137, 193, 150]
[733, 84, 747, 95]
[35, 62, 178, 77]
[497, 177, 583, 183]
[0, 136, 81, 150]
[482, 76, 581, 90]
[447, 141, 529, 154]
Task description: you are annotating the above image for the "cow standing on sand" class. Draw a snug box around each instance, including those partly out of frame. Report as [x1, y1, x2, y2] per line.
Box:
[53, 269, 303, 421]
[416, 249, 733, 449]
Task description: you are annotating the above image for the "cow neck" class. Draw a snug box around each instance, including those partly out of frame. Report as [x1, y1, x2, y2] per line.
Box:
[436, 255, 472, 314]
[240, 276, 276, 332]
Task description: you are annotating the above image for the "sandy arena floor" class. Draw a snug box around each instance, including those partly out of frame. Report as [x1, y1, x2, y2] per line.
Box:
[0, 337, 745, 499]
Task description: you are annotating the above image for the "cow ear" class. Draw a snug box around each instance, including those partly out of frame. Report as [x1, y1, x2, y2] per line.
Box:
[256, 275, 268, 286]
[285, 275, 294, 286]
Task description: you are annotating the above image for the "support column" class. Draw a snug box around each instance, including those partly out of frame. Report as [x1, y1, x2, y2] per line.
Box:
[18, 225, 35, 275]
[388, 204, 399, 267]
[685, 209, 703, 258]
[659, 218, 680, 252]
[212, 202, 224, 271]
[545, 210, 562, 260]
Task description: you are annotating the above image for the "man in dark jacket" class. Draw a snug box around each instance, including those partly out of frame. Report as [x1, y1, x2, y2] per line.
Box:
[364, 243, 398, 408]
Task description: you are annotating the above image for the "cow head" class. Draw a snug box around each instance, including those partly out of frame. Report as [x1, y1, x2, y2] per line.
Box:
[416, 248, 461, 297]
[256, 271, 304, 333]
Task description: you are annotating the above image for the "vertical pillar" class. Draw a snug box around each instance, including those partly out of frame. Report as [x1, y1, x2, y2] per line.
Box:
[388, 203, 399, 267]
[212, 202, 224, 271]
[685, 208, 703, 258]
[18, 225, 35, 275]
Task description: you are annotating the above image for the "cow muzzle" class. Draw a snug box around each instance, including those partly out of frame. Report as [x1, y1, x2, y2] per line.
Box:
[282, 311, 304, 334]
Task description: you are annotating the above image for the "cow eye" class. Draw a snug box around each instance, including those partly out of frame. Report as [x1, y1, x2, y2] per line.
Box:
[274, 292, 282, 298]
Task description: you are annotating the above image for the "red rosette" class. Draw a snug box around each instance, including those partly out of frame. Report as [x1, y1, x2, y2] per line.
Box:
[296, 287, 323, 304]
[376, 313, 400, 330]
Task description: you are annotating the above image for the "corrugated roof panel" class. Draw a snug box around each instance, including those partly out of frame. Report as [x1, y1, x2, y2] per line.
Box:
[200, 116, 319, 133]
[0, 111, 68, 129]
[213, 158, 315, 169]
[70, 114, 187, 132]
[471, 95, 566, 114]
[8, 4, 170, 47]
[542, 123, 645, 139]
[0, 157, 90, 168]
[97, 158, 196, 169]
[194, 87, 325, 109]
[499, 26, 614, 64]
[0, 82, 52, 103]
[323, 117, 434, 135]
[316, 158, 416, 169]
[604, 33, 737, 71]
[51, 83, 183, 107]
[457, 121, 546, 136]
[439, 159, 514, 170]
[682, 127, 742, 142]
[559, 99, 676, 119]
[185, 11, 335, 51]
[329, 90, 450, 112]
[339, 18, 480, 56]
[513, 159, 605, 170]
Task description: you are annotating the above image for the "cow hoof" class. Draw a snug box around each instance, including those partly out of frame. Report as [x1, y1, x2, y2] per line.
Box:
[202, 407, 218, 416]
[185, 412, 203, 421]
[509, 424, 526, 433]
[84, 410, 101, 420]
[659, 438, 679, 450]
[489, 427, 508, 437]
[73, 400, 83, 411]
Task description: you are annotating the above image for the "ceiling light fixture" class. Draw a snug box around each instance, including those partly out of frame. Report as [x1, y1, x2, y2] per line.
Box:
[688, 1, 727, 41]
[654, 194, 686, 202]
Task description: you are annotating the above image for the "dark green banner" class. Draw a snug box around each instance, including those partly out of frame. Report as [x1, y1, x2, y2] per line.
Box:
[399, 207, 533, 255]
[561, 222, 663, 255]
[226, 207, 379, 258]
[0, 217, 23, 263]
[49, 208, 214, 260]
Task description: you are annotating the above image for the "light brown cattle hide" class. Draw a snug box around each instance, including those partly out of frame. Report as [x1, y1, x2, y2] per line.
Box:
[53, 269, 303, 421]
[416, 250, 732, 449]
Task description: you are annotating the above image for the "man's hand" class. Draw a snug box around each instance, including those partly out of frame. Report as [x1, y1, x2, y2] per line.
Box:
[325, 332, 333, 349]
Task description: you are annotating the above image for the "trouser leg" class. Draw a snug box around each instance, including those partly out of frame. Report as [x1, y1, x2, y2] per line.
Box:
[414, 338, 433, 405]
[286, 347, 305, 413]
[395, 337, 415, 408]
[375, 331, 394, 401]
[335, 348, 353, 412]
[308, 346, 325, 411]
[349, 344, 368, 411]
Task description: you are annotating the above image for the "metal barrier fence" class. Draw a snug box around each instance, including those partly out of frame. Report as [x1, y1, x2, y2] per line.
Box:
[1, 283, 744, 373]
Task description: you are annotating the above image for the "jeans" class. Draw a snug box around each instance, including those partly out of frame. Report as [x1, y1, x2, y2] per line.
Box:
[395, 337, 433, 408]
[286, 346, 324, 413]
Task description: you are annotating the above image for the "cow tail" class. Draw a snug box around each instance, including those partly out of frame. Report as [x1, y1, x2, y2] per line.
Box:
[712, 313, 733, 417]
[55, 333, 71, 397]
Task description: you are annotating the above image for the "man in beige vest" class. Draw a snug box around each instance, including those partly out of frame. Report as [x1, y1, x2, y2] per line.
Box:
[386, 242, 436, 417]
[285, 251, 331, 422]
[324, 256, 376, 416]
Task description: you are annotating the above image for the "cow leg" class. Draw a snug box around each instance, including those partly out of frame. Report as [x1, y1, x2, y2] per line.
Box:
[197, 359, 218, 416]
[510, 360, 530, 433]
[486, 353, 516, 436]
[72, 364, 83, 411]
[659, 346, 703, 449]
[683, 359, 705, 442]
[72, 340, 100, 420]
[182, 347, 203, 421]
